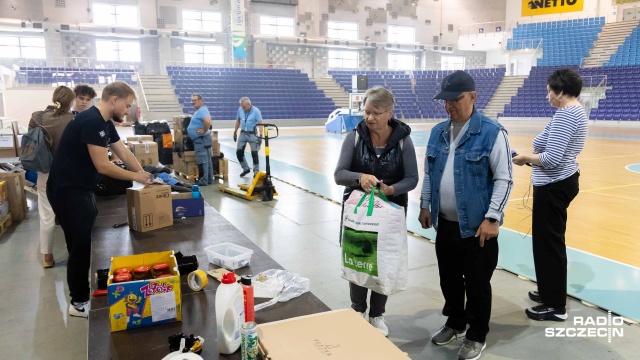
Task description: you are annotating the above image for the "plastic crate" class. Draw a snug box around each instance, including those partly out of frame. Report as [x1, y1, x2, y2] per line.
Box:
[204, 242, 254, 270]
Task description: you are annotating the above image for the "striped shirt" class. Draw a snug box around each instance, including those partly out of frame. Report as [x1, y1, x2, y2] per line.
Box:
[532, 105, 588, 186]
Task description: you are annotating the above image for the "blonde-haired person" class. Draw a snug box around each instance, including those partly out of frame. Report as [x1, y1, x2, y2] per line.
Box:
[29, 86, 76, 267]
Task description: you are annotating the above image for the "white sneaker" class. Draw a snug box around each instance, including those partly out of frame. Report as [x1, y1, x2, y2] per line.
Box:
[69, 301, 90, 318]
[369, 316, 389, 337]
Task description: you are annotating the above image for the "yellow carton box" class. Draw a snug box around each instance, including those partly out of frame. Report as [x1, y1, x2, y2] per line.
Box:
[130, 141, 159, 167]
[107, 250, 182, 332]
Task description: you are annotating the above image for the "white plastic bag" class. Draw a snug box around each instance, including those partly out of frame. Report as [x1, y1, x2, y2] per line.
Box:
[253, 269, 310, 311]
[341, 189, 408, 295]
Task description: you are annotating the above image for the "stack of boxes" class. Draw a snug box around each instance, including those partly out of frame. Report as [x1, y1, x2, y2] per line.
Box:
[0, 120, 22, 159]
[172, 116, 228, 183]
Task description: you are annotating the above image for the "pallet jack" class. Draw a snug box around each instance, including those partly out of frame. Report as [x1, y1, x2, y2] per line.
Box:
[218, 124, 279, 201]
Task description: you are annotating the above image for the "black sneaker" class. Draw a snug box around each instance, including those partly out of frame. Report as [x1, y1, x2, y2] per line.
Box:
[240, 169, 250, 177]
[528, 290, 542, 303]
[525, 304, 567, 321]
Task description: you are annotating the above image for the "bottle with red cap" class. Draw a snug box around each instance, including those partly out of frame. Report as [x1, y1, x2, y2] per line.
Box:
[240, 275, 255, 322]
[215, 271, 245, 354]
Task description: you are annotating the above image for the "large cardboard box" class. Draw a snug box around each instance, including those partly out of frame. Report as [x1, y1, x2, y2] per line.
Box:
[211, 131, 218, 142]
[0, 135, 16, 158]
[0, 180, 9, 218]
[130, 141, 159, 167]
[0, 172, 27, 221]
[181, 151, 196, 162]
[107, 250, 182, 332]
[212, 142, 221, 157]
[126, 185, 173, 232]
[258, 309, 409, 360]
[171, 192, 204, 218]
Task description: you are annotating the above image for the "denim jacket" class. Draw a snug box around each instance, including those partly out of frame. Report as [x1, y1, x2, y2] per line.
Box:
[426, 110, 503, 238]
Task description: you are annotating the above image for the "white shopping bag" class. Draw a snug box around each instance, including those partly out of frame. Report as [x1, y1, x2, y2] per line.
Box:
[340, 189, 408, 295]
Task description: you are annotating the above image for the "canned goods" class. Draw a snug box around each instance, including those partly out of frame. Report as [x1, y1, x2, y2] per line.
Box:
[241, 321, 259, 360]
[133, 265, 151, 280]
[152, 262, 170, 277]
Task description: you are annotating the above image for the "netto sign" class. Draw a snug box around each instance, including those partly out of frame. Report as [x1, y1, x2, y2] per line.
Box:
[522, 0, 584, 16]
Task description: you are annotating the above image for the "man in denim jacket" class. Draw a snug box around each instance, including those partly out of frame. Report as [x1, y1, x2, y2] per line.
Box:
[418, 71, 513, 360]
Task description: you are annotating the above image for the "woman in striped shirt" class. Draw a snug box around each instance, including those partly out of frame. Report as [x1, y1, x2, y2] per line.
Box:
[512, 68, 588, 322]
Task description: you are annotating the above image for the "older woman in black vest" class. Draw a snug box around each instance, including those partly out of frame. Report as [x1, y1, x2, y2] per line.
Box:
[334, 86, 419, 336]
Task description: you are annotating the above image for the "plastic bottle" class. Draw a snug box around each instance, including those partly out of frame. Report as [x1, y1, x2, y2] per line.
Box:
[240, 275, 255, 322]
[216, 272, 245, 354]
[192, 185, 201, 198]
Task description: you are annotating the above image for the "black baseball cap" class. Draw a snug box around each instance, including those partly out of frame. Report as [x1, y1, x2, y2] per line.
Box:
[433, 70, 476, 100]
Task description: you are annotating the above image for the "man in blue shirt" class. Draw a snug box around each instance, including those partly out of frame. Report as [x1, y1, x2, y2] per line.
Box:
[232, 97, 263, 177]
[188, 94, 213, 186]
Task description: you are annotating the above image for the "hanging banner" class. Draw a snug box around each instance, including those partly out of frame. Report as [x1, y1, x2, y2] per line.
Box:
[521, 0, 584, 16]
[231, 0, 246, 58]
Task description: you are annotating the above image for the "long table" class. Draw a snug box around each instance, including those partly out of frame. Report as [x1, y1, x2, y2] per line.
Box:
[88, 195, 330, 359]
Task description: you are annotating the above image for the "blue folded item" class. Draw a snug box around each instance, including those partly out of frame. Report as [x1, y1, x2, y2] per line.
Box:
[157, 172, 179, 185]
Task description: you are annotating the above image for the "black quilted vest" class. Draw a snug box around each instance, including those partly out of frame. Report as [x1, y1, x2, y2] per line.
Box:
[342, 118, 411, 208]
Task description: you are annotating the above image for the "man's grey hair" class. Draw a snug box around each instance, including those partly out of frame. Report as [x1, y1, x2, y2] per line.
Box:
[239, 97, 251, 105]
[362, 86, 395, 111]
[192, 93, 203, 100]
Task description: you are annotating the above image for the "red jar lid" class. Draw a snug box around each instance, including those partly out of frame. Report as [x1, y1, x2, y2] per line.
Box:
[114, 267, 132, 275]
[153, 263, 170, 271]
[156, 274, 174, 278]
[134, 265, 151, 273]
[113, 273, 132, 283]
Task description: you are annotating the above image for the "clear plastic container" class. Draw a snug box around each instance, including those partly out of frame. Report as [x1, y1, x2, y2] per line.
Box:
[205, 242, 254, 270]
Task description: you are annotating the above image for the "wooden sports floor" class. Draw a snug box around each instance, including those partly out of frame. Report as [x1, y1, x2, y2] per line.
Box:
[226, 120, 640, 268]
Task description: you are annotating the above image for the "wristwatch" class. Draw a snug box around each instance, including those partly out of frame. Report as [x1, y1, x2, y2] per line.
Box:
[486, 217, 498, 224]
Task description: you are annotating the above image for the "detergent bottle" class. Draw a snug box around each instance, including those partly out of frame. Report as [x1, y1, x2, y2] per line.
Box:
[216, 272, 245, 354]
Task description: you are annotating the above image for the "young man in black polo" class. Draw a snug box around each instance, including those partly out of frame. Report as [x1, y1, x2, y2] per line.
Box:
[47, 81, 152, 318]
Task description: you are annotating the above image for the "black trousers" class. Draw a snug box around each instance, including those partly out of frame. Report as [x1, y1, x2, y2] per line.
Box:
[350, 282, 388, 318]
[48, 188, 97, 303]
[532, 171, 579, 308]
[435, 217, 499, 343]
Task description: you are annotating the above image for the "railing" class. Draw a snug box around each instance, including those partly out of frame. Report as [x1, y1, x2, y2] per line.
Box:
[581, 75, 608, 120]
[163, 61, 294, 70]
[502, 37, 544, 52]
[136, 72, 149, 112]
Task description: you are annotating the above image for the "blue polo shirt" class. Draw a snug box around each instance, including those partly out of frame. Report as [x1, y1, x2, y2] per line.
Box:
[236, 106, 262, 132]
[187, 105, 211, 140]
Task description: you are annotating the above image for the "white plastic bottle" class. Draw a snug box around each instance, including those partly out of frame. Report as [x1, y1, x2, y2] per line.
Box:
[216, 272, 245, 354]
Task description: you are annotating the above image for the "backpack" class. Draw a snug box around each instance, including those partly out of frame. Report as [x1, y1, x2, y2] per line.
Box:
[20, 111, 54, 173]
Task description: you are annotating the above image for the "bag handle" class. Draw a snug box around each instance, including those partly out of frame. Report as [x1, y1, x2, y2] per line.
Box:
[353, 187, 389, 216]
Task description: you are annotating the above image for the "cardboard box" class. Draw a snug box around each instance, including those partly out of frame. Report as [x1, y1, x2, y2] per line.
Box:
[211, 131, 218, 142]
[174, 128, 183, 145]
[218, 158, 228, 175]
[181, 151, 196, 162]
[107, 250, 182, 332]
[171, 192, 204, 218]
[126, 185, 173, 232]
[130, 141, 159, 167]
[126, 135, 153, 143]
[0, 172, 27, 221]
[16, 135, 23, 154]
[0, 135, 16, 158]
[212, 142, 221, 157]
[258, 309, 409, 360]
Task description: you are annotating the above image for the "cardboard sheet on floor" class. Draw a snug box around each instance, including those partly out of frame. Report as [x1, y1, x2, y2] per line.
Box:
[258, 309, 409, 359]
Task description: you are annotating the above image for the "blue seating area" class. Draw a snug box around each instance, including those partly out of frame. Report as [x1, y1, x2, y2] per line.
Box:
[168, 66, 336, 120]
[507, 17, 604, 66]
[329, 68, 505, 119]
[18, 67, 137, 85]
[605, 22, 640, 66]
[500, 65, 640, 121]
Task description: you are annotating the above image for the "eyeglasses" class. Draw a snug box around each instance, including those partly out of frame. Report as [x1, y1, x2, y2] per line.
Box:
[363, 109, 391, 117]
[438, 94, 466, 105]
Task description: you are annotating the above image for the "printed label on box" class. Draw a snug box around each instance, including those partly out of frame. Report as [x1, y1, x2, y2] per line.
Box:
[150, 291, 177, 322]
